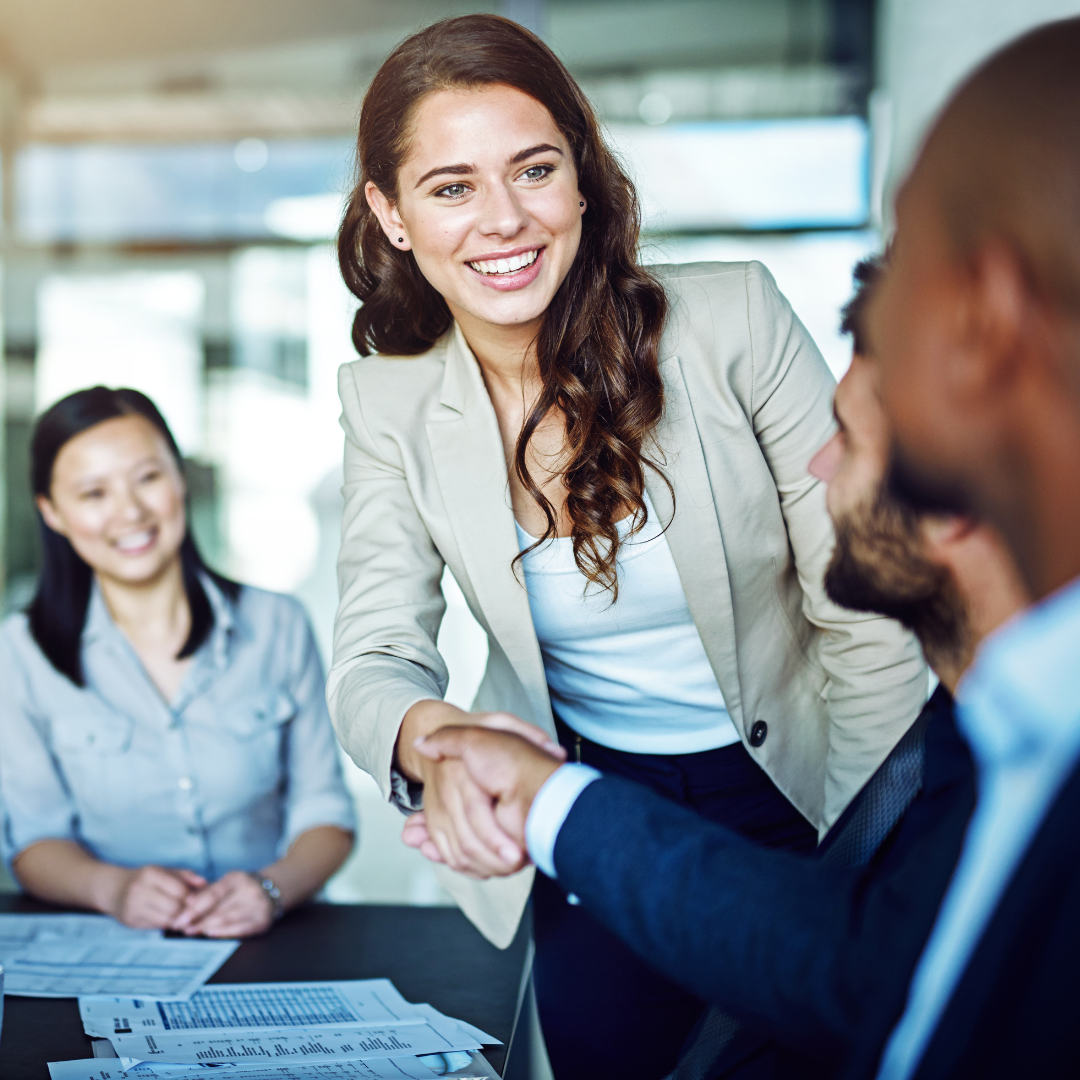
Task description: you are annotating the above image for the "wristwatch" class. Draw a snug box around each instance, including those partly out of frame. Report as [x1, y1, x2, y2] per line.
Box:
[250, 873, 285, 920]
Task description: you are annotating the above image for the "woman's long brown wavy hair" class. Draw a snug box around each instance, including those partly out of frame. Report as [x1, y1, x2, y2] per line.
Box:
[338, 14, 670, 597]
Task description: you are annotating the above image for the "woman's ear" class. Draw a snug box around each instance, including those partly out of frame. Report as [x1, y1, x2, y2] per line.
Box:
[364, 182, 412, 251]
[36, 493, 66, 536]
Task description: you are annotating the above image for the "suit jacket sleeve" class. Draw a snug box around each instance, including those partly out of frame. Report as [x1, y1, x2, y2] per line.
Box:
[552, 774, 926, 1064]
[326, 361, 449, 806]
[742, 262, 928, 826]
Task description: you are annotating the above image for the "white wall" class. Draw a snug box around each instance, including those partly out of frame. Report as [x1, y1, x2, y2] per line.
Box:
[877, 0, 1080, 216]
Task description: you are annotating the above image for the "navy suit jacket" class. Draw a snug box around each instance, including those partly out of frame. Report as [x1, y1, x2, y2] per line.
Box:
[552, 689, 974, 1074]
[844, 755, 1080, 1079]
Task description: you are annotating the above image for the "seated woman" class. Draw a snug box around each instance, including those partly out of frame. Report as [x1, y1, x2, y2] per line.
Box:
[0, 386, 355, 938]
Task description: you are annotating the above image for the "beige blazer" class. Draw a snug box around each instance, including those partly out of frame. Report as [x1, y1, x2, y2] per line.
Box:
[329, 261, 928, 947]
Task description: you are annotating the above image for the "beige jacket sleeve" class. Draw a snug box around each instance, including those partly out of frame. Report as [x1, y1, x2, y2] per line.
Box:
[742, 261, 928, 826]
[327, 361, 447, 808]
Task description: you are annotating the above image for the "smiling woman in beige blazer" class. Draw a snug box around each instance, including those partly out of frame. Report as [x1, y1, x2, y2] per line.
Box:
[328, 15, 926, 1080]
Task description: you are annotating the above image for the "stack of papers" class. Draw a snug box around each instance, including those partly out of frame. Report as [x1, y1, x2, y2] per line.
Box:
[0, 914, 237, 999]
[48, 979, 499, 1079]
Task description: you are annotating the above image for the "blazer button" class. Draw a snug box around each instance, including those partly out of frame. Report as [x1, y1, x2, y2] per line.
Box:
[749, 720, 768, 748]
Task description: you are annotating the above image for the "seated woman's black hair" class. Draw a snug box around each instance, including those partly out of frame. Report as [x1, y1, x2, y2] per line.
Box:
[27, 386, 240, 687]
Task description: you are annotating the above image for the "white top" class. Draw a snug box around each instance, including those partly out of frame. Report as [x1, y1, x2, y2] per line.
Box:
[516, 493, 740, 755]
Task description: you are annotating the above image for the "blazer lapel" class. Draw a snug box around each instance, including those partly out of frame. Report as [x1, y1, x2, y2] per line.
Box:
[647, 354, 745, 727]
[425, 325, 551, 722]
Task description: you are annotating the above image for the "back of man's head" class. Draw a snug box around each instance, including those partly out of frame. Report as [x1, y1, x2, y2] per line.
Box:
[924, 18, 1080, 321]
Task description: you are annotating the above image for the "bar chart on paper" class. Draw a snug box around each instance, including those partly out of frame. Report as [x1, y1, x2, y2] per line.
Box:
[111, 1017, 470, 1066]
[79, 979, 419, 1036]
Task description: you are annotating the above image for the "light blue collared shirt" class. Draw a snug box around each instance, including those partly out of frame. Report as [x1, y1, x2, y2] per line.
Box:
[0, 579, 356, 880]
[525, 763, 602, 879]
[877, 576, 1080, 1079]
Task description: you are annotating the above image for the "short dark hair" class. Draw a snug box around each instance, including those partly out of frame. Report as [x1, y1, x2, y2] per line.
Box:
[840, 256, 884, 357]
[27, 386, 239, 686]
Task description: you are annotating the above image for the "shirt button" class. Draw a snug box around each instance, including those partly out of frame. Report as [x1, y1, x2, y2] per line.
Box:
[178, 777, 193, 790]
[186, 826, 199, 835]
[749, 720, 768, 748]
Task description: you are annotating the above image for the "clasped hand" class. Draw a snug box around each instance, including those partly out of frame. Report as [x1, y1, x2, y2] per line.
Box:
[112, 866, 275, 938]
[400, 713, 568, 879]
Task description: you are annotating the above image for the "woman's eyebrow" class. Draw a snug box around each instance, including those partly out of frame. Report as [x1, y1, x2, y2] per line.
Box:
[415, 162, 474, 188]
[509, 143, 563, 164]
[414, 143, 563, 188]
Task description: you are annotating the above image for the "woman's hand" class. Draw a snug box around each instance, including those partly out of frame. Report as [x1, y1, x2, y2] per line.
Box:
[171, 871, 275, 938]
[396, 701, 564, 879]
[110, 865, 207, 930]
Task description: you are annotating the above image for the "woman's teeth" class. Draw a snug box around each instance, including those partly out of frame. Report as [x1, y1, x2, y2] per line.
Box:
[116, 531, 154, 551]
[469, 249, 539, 275]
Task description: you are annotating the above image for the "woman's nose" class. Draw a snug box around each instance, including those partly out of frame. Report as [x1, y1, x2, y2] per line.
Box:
[477, 181, 528, 238]
[118, 486, 150, 521]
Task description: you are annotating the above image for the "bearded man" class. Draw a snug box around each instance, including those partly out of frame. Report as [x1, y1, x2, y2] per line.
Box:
[403, 260, 1028, 1077]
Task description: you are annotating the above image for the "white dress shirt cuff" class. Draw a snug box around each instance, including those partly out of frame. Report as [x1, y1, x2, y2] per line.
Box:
[525, 763, 602, 879]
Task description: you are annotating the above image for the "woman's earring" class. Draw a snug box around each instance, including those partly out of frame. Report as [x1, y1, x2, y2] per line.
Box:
[398, 237, 404, 243]
[579, 201, 584, 207]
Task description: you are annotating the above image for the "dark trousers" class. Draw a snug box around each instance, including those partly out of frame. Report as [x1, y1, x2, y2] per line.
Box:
[532, 718, 817, 1080]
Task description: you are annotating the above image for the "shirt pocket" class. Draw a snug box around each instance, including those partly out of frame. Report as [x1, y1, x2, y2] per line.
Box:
[220, 688, 296, 740]
[50, 711, 135, 755]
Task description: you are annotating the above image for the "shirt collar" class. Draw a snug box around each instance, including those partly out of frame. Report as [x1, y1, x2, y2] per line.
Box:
[82, 572, 237, 669]
[957, 575, 1080, 766]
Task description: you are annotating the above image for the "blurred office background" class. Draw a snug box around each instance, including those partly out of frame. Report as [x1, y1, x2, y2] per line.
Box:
[1, 0, 1077, 903]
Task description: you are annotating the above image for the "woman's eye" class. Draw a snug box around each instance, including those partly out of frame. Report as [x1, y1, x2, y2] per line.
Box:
[140, 470, 161, 483]
[521, 164, 553, 182]
[435, 183, 470, 199]
[81, 488, 105, 500]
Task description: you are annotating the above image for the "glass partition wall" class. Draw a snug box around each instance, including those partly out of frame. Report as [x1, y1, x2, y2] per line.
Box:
[0, 0, 878, 903]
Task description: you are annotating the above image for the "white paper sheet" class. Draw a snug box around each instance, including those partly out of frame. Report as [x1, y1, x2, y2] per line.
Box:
[0, 913, 160, 968]
[4, 937, 238, 999]
[80, 980, 420, 1037]
[110, 1014, 479, 1067]
[411, 1007, 499, 1048]
[48, 1057, 447, 1079]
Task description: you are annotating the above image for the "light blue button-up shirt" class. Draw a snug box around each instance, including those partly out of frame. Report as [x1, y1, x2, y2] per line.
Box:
[0, 579, 355, 880]
[877, 575, 1080, 1079]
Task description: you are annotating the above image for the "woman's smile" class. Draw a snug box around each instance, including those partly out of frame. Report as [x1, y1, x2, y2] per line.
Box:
[367, 83, 584, 337]
[467, 246, 545, 290]
[112, 527, 159, 556]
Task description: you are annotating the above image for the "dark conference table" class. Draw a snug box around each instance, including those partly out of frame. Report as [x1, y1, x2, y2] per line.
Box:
[0, 893, 530, 1080]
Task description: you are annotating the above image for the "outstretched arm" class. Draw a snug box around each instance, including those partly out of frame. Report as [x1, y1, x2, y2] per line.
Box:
[413, 726, 870, 1063]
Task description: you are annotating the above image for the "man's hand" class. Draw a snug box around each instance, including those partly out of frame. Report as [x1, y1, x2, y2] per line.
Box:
[403, 727, 565, 874]
[110, 866, 207, 930]
[171, 870, 275, 938]
[397, 702, 565, 879]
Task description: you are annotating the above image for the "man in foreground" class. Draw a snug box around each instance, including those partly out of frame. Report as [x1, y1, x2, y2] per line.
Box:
[404, 275, 1027, 1074]
[861, 17, 1080, 1079]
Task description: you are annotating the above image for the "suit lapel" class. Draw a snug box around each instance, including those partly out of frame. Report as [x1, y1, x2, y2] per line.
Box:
[425, 326, 550, 722]
[647, 354, 744, 726]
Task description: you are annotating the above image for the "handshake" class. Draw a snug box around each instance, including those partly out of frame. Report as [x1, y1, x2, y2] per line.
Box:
[401, 718, 570, 879]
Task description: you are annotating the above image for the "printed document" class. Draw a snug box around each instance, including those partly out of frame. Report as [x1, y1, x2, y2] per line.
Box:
[4, 937, 238, 999]
[79, 979, 420, 1036]
[47, 1058, 459, 1080]
[110, 1013, 479, 1068]
[0, 913, 160, 967]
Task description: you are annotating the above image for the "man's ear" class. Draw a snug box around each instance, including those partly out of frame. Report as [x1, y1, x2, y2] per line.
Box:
[36, 494, 66, 536]
[956, 239, 1028, 401]
[364, 182, 412, 251]
[921, 514, 975, 557]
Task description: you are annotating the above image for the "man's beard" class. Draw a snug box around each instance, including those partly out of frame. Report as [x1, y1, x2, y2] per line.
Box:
[825, 485, 969, 666]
